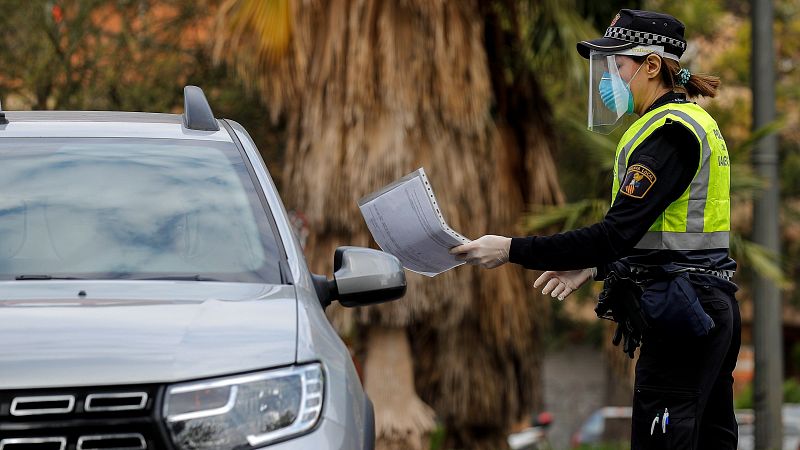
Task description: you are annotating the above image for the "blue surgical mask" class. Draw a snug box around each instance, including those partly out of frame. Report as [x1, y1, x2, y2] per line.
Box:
[598, 72, 634, 114]
[598, 62, 644, 115]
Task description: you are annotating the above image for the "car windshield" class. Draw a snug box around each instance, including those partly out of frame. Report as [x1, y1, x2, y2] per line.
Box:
[0, 138, 283, 283]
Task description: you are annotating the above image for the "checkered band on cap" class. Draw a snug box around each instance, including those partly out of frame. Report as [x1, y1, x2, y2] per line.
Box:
[605, 26, 686, 51]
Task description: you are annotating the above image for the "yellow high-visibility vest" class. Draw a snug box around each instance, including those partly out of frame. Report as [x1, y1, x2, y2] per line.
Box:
[611, 102, 731, 250]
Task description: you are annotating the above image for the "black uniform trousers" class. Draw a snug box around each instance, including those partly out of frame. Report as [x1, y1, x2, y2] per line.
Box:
[631, 284, 741, 449]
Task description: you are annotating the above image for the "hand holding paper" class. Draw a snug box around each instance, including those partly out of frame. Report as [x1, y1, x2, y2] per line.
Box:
[449, 235, 511, 269]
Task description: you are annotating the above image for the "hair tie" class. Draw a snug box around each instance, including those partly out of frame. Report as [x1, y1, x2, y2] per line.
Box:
[676, 68, 692, 86]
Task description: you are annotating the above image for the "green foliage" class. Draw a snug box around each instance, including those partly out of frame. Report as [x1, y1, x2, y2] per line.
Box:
[788, 378, 800, 404]
[782, 148, 800, 196]
[429, 424, 446, 450]
[491, 0, 596, 95]
[734, 382, 753, 409]
[0, 0, 202, 110]
[791, 341, 800, 375]
[0, 0, 282, 166]
[727, 121, 783, 201]
[576, 1, 641, 30]
[714, 23, 752, 86]
[544, 295, 606, 350]
[735, 378, 800, 409]
[523, 199, 609, 232]
[643, 0, 727, 37]
[730, 234, 792, 288]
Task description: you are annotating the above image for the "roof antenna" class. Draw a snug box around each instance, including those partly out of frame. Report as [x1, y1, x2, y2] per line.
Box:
[182, 86, 218, 131]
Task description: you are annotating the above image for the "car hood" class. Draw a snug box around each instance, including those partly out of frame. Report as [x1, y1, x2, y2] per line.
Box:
[0, 281, 298, 389]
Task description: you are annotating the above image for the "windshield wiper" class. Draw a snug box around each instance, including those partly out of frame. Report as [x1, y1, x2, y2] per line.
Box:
[15, 275, 87, 280]
[128, 275, 222, 282]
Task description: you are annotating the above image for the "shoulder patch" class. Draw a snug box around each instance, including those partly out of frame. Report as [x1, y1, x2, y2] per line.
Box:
[620, 164, 657, 199]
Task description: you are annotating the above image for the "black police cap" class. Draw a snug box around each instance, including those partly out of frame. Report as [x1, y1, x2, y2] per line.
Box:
[577, 9, 687, 59]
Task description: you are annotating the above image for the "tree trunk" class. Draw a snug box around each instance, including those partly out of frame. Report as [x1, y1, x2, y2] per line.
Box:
[364, 326, 436, 450]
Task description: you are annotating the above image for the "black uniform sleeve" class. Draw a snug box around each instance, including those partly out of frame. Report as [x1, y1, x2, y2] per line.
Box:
[508, 121, 699, 271]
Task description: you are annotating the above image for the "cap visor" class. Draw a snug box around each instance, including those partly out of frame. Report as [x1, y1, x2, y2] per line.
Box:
[577, 38, 637, 59]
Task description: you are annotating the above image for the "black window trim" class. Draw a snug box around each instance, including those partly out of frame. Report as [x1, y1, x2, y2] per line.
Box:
[219, 119, 293, 284]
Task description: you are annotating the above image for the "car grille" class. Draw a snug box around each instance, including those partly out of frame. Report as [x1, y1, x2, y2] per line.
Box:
[0, 385, 170, 450]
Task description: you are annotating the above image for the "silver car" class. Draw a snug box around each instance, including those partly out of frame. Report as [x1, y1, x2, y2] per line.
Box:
[0, 86, 406, 449]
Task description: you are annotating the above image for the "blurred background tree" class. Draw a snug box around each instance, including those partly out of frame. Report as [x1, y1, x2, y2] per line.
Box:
[0, 0, 284, 164]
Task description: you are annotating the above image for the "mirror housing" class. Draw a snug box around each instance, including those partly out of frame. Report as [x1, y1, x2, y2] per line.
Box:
[312, 247, 406, 308]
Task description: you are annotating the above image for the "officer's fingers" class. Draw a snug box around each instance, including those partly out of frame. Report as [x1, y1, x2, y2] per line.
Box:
[541, 278, 560, 295]
[533, 271, 555, 288]
[550, 283, 567, 298]
[449, 241, 476, 255]
[557, 287, 573, 301]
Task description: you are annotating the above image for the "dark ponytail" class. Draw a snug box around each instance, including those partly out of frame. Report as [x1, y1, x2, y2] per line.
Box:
[630, 54, 721, 98]
[661, 58, 720, 98]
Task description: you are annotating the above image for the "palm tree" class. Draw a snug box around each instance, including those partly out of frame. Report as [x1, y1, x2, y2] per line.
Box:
[214, 0, 580, 448]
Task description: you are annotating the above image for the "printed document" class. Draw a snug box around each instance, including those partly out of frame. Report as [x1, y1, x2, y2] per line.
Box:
[358, 168, 470, 277]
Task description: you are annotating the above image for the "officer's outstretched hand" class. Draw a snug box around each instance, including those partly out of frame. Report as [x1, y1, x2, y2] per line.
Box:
[534, 269, 595, 301]
[450, 235, 511, 269]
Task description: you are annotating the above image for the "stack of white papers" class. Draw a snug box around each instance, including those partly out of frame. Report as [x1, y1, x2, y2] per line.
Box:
[358, 168, 471, 277]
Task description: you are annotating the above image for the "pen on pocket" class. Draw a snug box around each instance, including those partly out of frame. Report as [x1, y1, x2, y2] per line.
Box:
[650, 414, 660, 435]
[662, 408, 669, 433]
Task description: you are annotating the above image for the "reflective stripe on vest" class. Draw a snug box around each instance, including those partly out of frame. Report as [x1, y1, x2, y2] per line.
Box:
[611, 102, 731, 251]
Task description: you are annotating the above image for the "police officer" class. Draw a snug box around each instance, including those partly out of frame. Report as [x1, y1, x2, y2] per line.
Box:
[450, 9, 740, 450]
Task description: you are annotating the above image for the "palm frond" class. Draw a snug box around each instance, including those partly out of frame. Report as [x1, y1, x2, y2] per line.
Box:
[213, 0, 291, 86]
[561, 115, 619, 171]
[524, 0, 597, 90]
[729, 119, 785, 157]
[730, 164, 767, 200]
[521, 198, 610, 233]
[730, 232, 793, 289]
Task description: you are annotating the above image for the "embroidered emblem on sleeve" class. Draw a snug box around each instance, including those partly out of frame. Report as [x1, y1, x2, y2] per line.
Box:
[620, 164, 657, 199]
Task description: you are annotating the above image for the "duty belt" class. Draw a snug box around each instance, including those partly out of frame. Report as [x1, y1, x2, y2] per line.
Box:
[629, 265, 735, 281]
[675, 267, 735, 281]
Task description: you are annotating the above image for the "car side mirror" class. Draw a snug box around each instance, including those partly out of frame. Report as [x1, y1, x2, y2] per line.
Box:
[312, 246, 406, 308]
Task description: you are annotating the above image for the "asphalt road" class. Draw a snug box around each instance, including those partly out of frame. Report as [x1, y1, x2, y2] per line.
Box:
[543, 344, 608, 449]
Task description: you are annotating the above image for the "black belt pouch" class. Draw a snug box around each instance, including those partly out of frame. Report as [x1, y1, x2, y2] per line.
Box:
[639, 272, 715, 337]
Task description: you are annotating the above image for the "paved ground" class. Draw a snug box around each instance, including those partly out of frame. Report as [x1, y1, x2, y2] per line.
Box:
[542, 344, 608, 449]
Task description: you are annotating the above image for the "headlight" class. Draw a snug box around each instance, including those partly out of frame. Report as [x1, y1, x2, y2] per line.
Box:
[164, 363, 324, 449]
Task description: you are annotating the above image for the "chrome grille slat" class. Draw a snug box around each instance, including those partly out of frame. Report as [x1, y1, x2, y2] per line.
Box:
[10, 395, 75, 416]
[77, 434, 146, 450]
[85, 393, 148, 412]
[0, 437, 67, 450]
[1, 386, 160, 449]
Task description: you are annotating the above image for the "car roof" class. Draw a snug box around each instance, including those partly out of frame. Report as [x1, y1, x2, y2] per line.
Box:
[0, 111, 233, 142]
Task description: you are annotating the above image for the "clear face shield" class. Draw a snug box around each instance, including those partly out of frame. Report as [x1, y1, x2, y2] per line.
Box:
[588, 52, 631, 134]
[587, 45, 674, 134]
